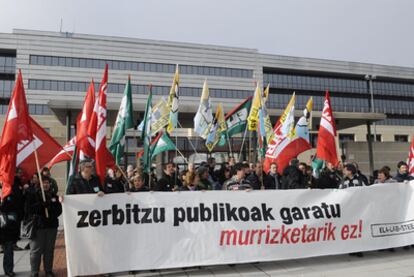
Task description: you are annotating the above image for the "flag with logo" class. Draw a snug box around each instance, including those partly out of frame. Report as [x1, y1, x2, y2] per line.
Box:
[194, 80, 213, 139]
[141, 88, 153, 173]
[409, 136, 414, 176]
[48, 136, 75, 168]
[205, 103, 226, 152]
[247, 83, 262, 131]
[109, 76, 134, 165]
[316, 91, 339, 166]
[167, 65, 179, 134]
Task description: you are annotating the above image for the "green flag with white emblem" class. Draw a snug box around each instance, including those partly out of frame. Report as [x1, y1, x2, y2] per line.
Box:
[109, 76, 134, 165]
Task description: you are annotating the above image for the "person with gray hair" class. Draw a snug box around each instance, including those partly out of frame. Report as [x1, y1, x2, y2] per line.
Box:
[66, 159, 104, 195]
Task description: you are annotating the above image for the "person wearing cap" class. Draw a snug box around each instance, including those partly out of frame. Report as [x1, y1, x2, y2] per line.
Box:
[223, 163, 252, 191]
[339, 164, 367, 189]
[393, 161, 414, 182]
[66, 160, 103, 195]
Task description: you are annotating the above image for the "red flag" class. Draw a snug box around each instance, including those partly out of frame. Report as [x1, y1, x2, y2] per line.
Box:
[316, 90, 339, 166]
[77, 81, 96, 158]
[0, 70, 32, 199]
[48, 136, 75, 169]
[90, 65, 114, 184]
[18, 117, 65, 180]
[409, 136, 414, 176]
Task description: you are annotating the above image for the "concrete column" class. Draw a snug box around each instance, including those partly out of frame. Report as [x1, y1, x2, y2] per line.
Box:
[366, 121, 375, 175]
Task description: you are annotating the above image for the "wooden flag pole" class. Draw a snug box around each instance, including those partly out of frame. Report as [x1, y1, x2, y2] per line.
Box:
[33, 143, 49, 218]
[238, 127, 248, 162]
[115, 164, 133, 190]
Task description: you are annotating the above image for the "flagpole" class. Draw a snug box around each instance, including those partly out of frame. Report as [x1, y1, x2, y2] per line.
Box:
[175, 146, 189, 164]
[238, 126, 248, 162]
[33, 141, 49, 218]
[115, 164, 133, 190]
[226, 131, 233, 158]
[177, 120, 199, 156]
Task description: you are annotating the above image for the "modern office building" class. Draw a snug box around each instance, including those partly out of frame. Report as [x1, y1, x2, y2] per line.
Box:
[0, 29, 413, 186]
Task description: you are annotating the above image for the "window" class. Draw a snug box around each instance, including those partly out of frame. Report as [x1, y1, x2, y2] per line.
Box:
[366, 134, 382, 142]
[339, 134, 355, 143]
[394, 135, 408, 142]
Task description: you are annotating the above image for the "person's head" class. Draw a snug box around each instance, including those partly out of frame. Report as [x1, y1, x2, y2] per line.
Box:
[164, 162, 175, 176]
[306, 165, 313, 176]
[270, 163, 278, 175]
[107, 168, 114, 179]
[207, 157, 216, 168]
[197, 166, 209, 180]
[290, 158, 299, 168]
[41, 167, 51, 177]
[383, 165, 391, 173]
[185, 171, 200, 187]
[343, 164, 357, 178]
[397, 161, 408, 175]
[249, 163, 255, 172]
[233, 163, 245, 181]
[377, 168, 391, 183]
[298, 162, 307, 174]
[242, 162, 251, 175]
[326, 162, 336, 171]
[255, 162, 263, 176]
[132, 175, 145, 189]
[79, 159, 94, 178]
[31, 173, 40, 185]
[114, 168, 123, 179]
[352, 162, 360, 172]
[41, 176, 51, 191]
[127, 164, 134, 178]
[224, 167, 231, 179]
[188, 163, 195, 173]
[15, 167, 23, 179]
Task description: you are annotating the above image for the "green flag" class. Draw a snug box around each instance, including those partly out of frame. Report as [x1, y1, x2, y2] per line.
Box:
[109, 77, 134, 165]
[151, 132, 176, 159]
[219, 96, 252, 146]
[142, 89, 153, 173]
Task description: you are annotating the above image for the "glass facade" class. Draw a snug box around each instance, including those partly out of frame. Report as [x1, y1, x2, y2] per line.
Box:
[264, 72, 414, 117]
[0, 55, 15, 74]
[28, 79, 252, 99]
[0, 104, 51, 115]
[29, 55, 253, 79]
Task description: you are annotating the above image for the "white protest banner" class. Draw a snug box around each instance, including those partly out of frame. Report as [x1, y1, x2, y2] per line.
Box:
[63, 181, 414, 276]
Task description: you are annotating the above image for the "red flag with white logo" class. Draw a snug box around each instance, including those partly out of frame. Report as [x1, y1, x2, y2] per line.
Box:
[48, 136, 75, 169]
[89, 65, 114, 184]
[18, 117, 64, 179]
[77, 80, 96, 159]
[0, 70, 32, 199]
[409, 136, 414, 176]
[316, 90, 339, 166]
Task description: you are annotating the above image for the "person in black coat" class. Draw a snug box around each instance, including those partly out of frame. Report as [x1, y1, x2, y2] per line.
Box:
[264, 162, 282, 189]
[246, 162, 265, 190]
[24, 177, 62, 277]
[394, 161, 414, 182]
[318, 162, 342, 189]
[129, 175, 149, 192]
[282, 159, 305, 189]
[104, 168, 127, 194]
[0, 175, 25, 276]
[66, 160, 103, 195]
[155, 162, 182, 191]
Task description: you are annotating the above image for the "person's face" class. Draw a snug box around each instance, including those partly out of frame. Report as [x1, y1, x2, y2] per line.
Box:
[327, 162, 335, 171]
[42, 180, 50, 191]
[298, 165, 306, 174]
[224, 170, 230, 179]
[270, 164, 277, 174]
[229, 158, 235, 166]
[188, 163, 194, 172]
[249, 163, 255, 171]
[134, 178, 144, 188]
[42, 170, 50, 177]
[32, 174, 39, 184]
[378, 172, 386, 182]
[343, 168, 352, 178]
[202, 171, 209, 179]
[165, 164, 175, 175]
[209, 159, 216, 168]
[236, 169, 245, 180]
[255, 164, 262, 175]
[82, 162, 93, 177]
[115, 170, 122, 179]
[399, 165, 408, 174]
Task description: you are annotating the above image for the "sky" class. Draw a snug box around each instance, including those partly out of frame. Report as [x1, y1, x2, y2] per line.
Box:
[1, 0, 414, 67]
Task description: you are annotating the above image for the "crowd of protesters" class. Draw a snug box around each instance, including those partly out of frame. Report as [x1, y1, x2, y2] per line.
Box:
[0, 157, 413, 276]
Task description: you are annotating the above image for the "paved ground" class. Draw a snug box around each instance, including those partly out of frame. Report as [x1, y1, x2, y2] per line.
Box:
[3, 231, 414, 276]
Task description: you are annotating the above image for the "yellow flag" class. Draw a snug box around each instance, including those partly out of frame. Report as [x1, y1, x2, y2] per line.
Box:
[263, 84, 270, 103]
[205, 103, 225, 152]
[247, 82, 262, 131]
[167, 65, 180, 133]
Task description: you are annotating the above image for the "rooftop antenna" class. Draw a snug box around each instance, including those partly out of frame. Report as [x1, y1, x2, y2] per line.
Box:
[59, 18, 63, 33]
